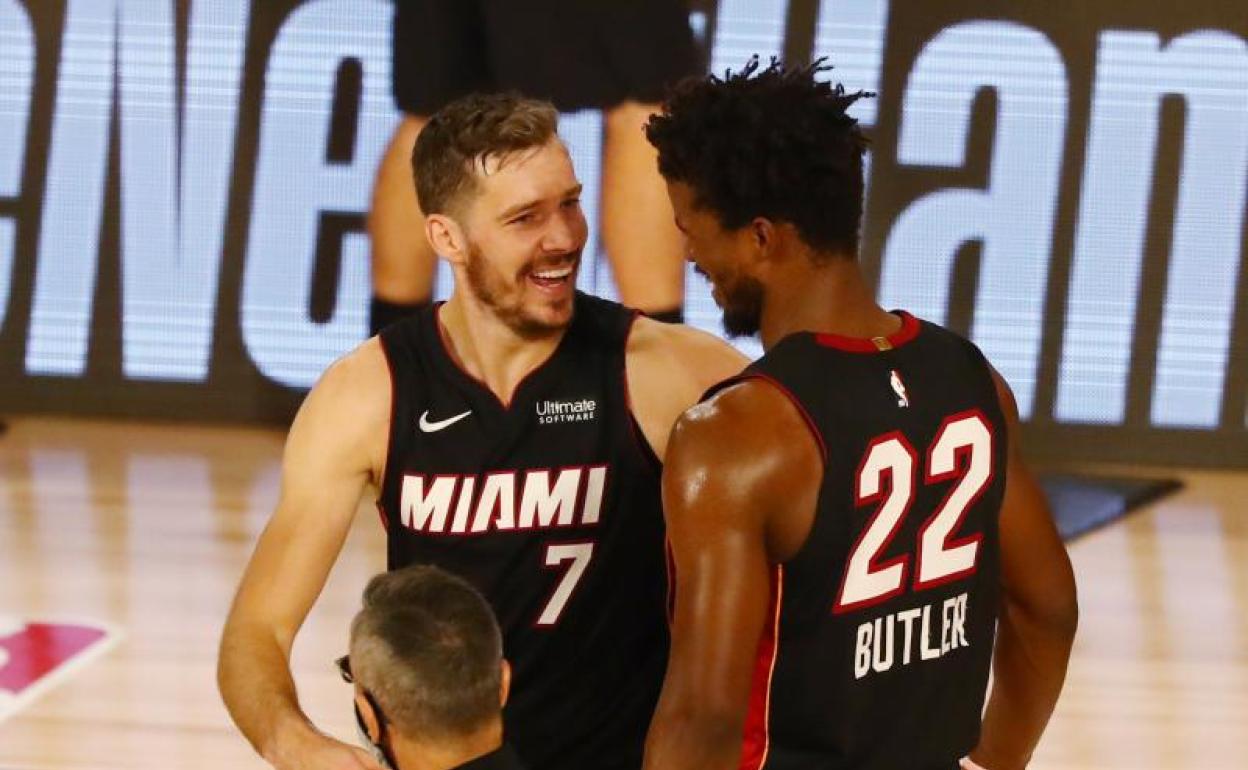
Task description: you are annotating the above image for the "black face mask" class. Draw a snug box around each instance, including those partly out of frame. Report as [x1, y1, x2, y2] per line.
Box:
[339, 654, 400, 770]
[353, 695, 400, 770]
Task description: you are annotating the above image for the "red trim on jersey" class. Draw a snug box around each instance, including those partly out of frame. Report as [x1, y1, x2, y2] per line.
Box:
[376, 332, 400, 507]
[431, 303, 566, 411]
[814, 311, 920, 353]
[727, 373, 828, 464]
[664, 537, 677, 625]
[740, 566, 783, 770]
[621, 310, 664, 473]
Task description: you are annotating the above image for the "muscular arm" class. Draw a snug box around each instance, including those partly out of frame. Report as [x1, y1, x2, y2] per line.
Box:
[625, 317, 748, 462]
[969, 372, 1078, 770]
[643, 381, 821, 770]
[217, 340, 390, 770]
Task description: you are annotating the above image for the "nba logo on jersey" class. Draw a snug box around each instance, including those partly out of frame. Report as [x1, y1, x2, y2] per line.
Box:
[890, 369, 911, 408]
[0, 617, 119, 722]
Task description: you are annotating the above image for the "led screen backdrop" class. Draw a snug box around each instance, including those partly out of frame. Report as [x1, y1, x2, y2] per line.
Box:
[0, 0, 1245, 466]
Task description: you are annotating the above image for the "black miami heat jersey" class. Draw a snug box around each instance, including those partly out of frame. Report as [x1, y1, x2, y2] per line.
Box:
[376, 292, 668, 770]
[713, 312, 1008, 770]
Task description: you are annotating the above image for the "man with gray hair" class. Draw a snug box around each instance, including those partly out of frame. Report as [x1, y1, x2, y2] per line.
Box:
[340, 565, 525, 770]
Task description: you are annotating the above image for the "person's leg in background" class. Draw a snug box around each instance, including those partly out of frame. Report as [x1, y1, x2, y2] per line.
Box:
[601, 101, 686, 323]
[368, 114, 434, 337]
[370, 0, 489, 336]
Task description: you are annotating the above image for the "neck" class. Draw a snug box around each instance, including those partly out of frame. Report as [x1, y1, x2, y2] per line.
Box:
[391, 719, 504, 770]
[439, 290, 566, 405]
[757, 255, 900, 350]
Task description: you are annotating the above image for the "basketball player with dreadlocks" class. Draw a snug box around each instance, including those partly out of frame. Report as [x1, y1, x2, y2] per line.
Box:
[641, 59, 1078, 770]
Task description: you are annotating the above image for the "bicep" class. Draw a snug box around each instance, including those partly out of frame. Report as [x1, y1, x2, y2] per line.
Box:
[227, 362, 383, 644]
[993, 374, 1076, 620]
[997, 450, 1072, 610]
[660, 418, 774, 720]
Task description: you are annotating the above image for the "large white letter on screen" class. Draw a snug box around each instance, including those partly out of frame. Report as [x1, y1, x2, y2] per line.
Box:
[1057, 31, 1248, 428]
[709, 0, 789, 75]
[878, 22, 1068, 417]
[26, 0, 247, 378]
[26, 0, 115, 375]
[559, 110, 603, 297]
[118, 0, 247, 380]
[812, 0, 890, 196]
[0, 0, 34, 335]
[241, 0, 397, 389]
[813, 0, 889, 126]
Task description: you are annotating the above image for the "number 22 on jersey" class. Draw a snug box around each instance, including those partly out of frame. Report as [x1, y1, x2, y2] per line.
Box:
[834, 410, 994, 614]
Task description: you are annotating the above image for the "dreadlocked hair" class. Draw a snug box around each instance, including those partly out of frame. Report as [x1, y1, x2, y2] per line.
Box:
[645, 56, 873, 259]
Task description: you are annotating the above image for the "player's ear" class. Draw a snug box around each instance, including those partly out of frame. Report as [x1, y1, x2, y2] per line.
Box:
[354, 690, 382, 743]
[499, 659, 512, 707]
[426, 213, 468, 264]
[747, 217, 777, 262]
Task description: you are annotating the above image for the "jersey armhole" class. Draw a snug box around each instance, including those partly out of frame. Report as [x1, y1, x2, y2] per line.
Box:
[375, 332, 401, 513]
[621, 311, 663, 473]
[711, 372, 829, 466]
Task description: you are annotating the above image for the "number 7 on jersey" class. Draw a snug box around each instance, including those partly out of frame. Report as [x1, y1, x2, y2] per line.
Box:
[536, 542, 594, 626]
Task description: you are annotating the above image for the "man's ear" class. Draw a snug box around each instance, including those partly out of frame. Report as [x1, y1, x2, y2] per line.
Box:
[499, 659, 512, 707]
[746, 216, 778, 265]
[426, 213, 469, 265]
[355, 689, 382, 743]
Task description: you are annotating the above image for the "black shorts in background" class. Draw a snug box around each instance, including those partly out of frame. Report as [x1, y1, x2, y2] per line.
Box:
[392, 0, 703, 115]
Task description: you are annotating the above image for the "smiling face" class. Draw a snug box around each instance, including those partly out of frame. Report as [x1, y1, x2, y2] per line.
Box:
[445, 140, 588, 336]
[667, 180, 766, 338]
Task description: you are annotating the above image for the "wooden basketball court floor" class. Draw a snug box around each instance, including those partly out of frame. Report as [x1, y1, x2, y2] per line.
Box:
[0, 415, 1244, 769]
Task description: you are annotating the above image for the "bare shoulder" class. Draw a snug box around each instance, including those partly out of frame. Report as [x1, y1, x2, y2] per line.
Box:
[668, 377, 817, 477]
[627, 315, 748, 392]
[664, 378, 824, 557]
[286, 337, 391, 481]
[302, 337, 389, 414]
[987, 365, 1020, 423]
[625, 317, 749, 460]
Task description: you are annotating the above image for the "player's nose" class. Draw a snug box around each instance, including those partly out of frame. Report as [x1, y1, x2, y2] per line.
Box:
[542, 206, 586, 254]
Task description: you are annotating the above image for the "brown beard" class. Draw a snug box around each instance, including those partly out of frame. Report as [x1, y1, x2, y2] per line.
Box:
[720, 272, 766, 338]
[463, 241, 575, 338]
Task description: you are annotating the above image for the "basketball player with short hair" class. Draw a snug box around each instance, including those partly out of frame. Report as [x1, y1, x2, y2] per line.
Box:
[342, 565, 525, 770]
[218, 93, 747, 770]
[369, 0, 701, 334]
[641, 59, 1078, 770]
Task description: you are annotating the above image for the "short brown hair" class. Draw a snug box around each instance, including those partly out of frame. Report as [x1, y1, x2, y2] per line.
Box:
[413, 92, 559, 216]
[349, 565, 503, 740]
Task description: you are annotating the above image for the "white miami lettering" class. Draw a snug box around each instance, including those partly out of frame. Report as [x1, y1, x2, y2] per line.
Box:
[398, 466, 610, 535]
[399, 475, 457, 532]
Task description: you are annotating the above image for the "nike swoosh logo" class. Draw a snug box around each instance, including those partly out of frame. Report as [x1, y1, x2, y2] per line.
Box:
[418, 409, 472, 433]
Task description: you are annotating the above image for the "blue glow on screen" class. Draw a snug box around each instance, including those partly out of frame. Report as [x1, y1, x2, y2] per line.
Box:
[1057, 31, 1248, 428]
[0, 0, 34, 335]
[241, 0, 391, 388]
[878, 21, 1068, 419]
[1, 0, 1244, 437]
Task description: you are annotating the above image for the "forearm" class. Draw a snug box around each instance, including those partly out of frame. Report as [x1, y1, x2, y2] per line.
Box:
[217, 621, 316, 763]
[971, 601, 1077, 769]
